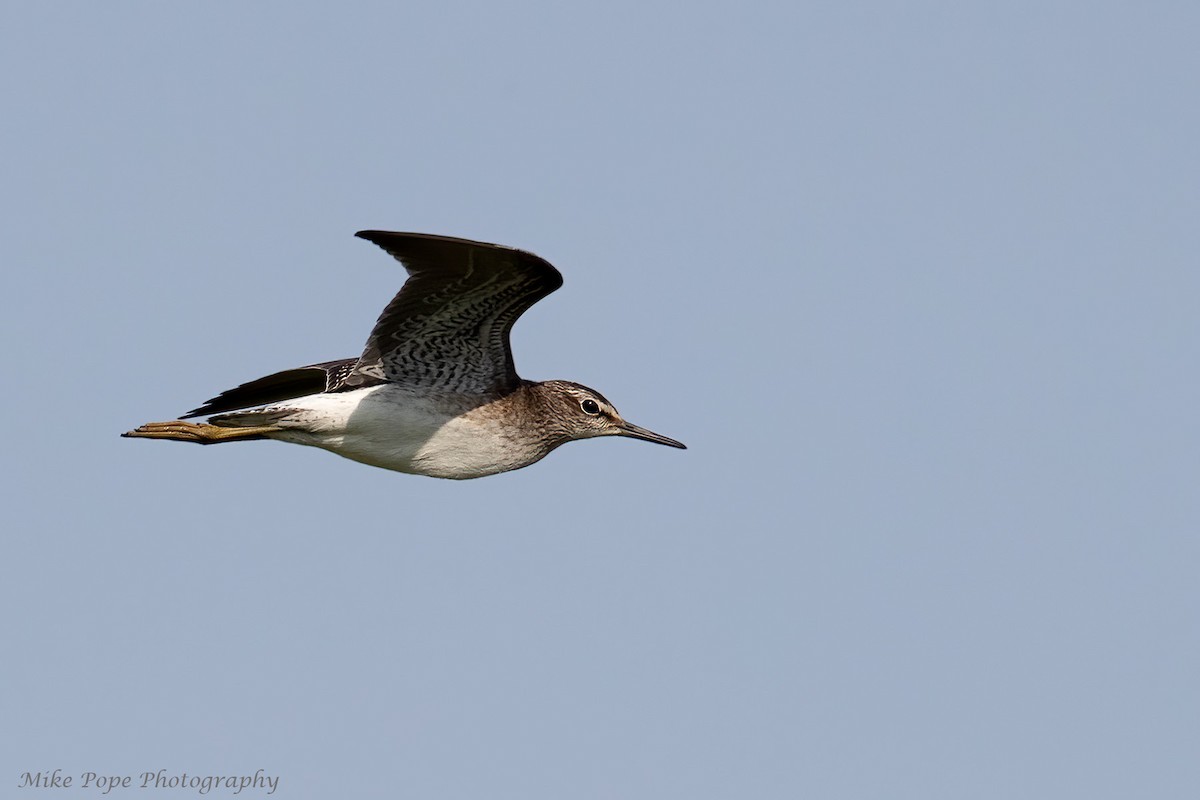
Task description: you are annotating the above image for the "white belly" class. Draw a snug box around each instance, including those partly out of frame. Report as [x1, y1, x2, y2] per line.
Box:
[264, 386, 550, 479]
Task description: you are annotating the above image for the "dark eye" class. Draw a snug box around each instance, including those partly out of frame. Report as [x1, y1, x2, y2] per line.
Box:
[580, 399, 601, 415]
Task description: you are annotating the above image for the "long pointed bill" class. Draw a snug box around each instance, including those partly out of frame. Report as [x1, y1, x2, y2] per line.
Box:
[615, 421, 687, 449]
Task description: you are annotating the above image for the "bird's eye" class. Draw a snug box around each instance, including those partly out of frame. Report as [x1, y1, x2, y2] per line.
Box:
[580, 399, 601, 415]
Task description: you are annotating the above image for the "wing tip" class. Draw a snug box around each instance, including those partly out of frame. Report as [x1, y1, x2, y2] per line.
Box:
[355, 229, 390, 245]
[354, 229, 518, 253]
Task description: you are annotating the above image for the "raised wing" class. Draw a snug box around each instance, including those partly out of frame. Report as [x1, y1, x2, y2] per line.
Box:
[347, 231, 563, 395]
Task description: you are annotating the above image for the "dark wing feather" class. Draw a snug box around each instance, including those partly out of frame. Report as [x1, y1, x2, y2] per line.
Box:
[347, 231, 563, 395]
[181, 358, 367, 418]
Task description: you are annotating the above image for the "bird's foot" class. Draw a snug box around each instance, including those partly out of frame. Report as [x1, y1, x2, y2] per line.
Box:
[121, 420, 278, 445]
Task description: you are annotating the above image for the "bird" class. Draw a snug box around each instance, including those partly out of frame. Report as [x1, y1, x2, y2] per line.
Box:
[123, 230, 685, 479]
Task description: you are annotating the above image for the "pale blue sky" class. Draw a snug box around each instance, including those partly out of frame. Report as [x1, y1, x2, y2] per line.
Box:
[3, 2, 1197, 798]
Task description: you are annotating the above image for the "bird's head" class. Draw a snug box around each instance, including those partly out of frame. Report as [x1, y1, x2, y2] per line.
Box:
[535, 380, 686, 450]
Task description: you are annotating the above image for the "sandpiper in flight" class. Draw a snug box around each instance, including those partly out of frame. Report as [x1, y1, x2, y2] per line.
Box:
[124, 231, 685, 479]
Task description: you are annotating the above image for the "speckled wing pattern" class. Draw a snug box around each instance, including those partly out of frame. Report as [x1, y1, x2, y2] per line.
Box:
[347, 231, 564, 395]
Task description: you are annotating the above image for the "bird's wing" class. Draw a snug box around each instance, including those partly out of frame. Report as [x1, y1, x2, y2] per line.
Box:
[181, 358, 364, 418]
[346, 231, 563, 395]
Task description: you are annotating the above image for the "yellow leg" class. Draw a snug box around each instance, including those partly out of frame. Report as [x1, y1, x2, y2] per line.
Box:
[121, 420, 280, 445]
